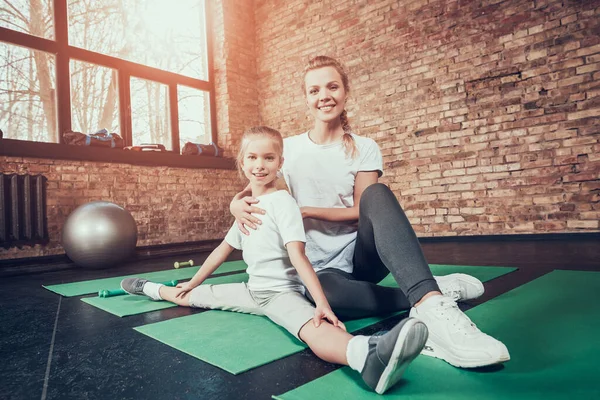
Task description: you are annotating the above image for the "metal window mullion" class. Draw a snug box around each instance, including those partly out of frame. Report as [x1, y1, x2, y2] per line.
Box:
[54, 0, 71, 143]
[205, 0, 218, 145]
[169, 84, 180, 154]
[67, 46, 211, 90]
[119, 72, 132, 147]
[0, 27, 58, 53]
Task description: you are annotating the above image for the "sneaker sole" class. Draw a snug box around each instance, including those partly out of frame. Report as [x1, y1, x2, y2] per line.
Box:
[375, 319, 428, 394]
[422, 337, 510, 368]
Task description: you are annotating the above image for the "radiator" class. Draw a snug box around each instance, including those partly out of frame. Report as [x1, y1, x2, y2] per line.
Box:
[0, 174, 48, 248]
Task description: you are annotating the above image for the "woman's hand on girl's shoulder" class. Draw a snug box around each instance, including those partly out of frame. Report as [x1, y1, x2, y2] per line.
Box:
[230, 195, 265, 235]
[300, 206, 313, 219]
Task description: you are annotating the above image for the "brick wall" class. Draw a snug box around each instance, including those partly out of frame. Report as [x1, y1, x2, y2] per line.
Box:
[0, 158, 240, 259]
[213, 0, 260, 155]
[255, 0, 600, 235]
[0, 0, 257, 260]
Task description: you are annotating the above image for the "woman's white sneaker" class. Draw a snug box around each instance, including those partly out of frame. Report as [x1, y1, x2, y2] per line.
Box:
[435, 273, 485, 302]
[409, 295, 510, 368]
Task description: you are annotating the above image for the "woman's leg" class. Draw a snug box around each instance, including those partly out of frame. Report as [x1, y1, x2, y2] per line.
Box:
[353, 183, 440, 306]
[305, 268, 411, 319]
[351, 185, 509, 368]
[306, 183, 439, 318]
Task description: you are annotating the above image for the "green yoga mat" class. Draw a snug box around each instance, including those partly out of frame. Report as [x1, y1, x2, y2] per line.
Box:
[134, 265, 515, 374]
[81, 273, 250, 317]
[43, 260, 247, 297]
[274, 269, 600, 400]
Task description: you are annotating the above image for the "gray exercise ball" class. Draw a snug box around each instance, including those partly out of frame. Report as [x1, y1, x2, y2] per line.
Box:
[62, 201, 137, 269]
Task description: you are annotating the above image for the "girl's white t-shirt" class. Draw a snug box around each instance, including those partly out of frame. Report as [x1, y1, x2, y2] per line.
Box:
[225, 190, 306, 292]
[281, 132, 383, 273]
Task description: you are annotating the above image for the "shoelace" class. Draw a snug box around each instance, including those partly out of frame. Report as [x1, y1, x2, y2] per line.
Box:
[435, 298, 480, 334]
[442, 283, 462, 301]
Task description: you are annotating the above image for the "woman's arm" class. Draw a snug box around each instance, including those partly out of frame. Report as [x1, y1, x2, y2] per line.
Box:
[301, 170, 379, 222]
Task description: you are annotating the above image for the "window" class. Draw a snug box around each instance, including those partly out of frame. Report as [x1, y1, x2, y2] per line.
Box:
[0, 0, 216, 160]
[130, 77, 170, 149]
[70, 60, 119, 135]
[0, 43, 57, 141]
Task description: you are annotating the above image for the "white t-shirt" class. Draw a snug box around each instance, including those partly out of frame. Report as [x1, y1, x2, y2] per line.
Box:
[281, 132, 383, 274]
[225, 190, 307, 292]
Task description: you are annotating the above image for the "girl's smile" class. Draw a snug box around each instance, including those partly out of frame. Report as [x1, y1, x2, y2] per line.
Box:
[241, 137, 283, 196]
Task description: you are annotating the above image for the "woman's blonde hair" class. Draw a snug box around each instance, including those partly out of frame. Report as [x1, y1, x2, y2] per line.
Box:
[303, 55, 358, 159]
[235, 126, 284, 178]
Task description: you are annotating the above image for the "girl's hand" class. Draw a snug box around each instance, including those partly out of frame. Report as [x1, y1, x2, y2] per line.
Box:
[313, 304, 346, 331]
[230, 193, 265, 235]
[174, 282, 197, 299]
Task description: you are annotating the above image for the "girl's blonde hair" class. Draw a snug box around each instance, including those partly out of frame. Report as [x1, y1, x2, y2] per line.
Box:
[303, 55, 358, 159]
[236, 126, 284, 178]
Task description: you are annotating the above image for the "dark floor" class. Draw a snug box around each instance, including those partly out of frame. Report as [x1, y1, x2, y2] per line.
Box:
[1, 236, 598, 400]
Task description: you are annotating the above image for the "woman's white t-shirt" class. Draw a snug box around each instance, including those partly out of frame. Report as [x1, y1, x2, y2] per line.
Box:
[281, 132, 383, 274]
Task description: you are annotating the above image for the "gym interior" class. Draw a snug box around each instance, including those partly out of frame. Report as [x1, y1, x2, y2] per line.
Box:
[1, 1, 599, 399]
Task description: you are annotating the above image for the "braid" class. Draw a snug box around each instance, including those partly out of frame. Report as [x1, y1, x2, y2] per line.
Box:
[340, 110, 352, 134]
[340, 110, 358, 159]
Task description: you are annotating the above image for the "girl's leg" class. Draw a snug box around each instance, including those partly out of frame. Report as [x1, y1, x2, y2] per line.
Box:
[121, 278, 262, 314]
[299, 320, 352, 364]
[159, 286, 192, 306]
[352, 183, 440, 306]
[268, 291, 427, 394]
[299, 317, 428, 395]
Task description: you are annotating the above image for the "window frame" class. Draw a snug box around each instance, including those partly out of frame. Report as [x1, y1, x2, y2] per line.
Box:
[0, 0, 226, 169]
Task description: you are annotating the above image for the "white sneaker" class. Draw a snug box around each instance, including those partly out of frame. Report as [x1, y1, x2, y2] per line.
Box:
[435, 274, 484, 302]
[409, 296, 510, 368]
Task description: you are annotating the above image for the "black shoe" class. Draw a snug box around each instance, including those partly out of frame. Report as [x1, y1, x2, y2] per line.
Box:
[361, 317, 428, 394]
[120, 277, 149, 295]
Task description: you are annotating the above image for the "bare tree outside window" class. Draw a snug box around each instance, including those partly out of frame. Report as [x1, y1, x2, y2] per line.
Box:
[130, 77, 170, 149]
[70, 60, 119, 135]
[1, 0, 211, 149]
[178, 84, 210, 149]
[1, 0, 57, 142]
[68, 0, 208, 81]
[0, 0, 54, 39]
[0, 43, 57, 141]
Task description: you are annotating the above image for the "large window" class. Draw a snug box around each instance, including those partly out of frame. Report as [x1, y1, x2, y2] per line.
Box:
[0, 0, 215, 158]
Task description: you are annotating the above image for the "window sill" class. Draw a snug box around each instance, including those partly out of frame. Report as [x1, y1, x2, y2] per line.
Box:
[1, 139, 235, 170]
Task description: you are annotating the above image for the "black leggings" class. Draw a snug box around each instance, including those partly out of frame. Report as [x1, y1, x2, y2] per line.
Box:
[306, 183, 440, 319]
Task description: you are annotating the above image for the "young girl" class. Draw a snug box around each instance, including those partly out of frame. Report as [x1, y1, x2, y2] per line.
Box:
[121, 126, 428, 395]
[230, 57, 510, 369]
